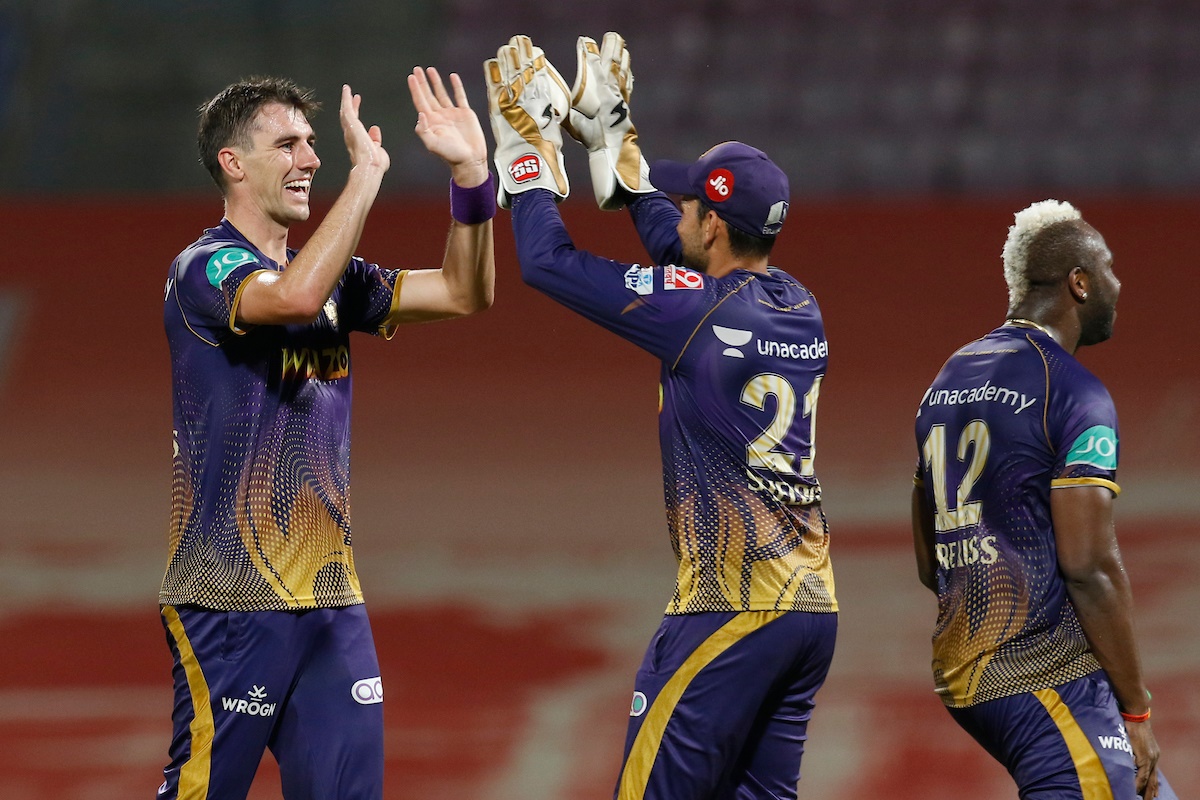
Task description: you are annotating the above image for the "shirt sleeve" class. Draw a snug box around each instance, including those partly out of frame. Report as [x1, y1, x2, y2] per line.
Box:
[511, 189, 722, 363]
[173, 244, 271, 344]
[336, 257, 406, 338]
[627, 192, 684, 267]
[1049, 372, 1121, 495]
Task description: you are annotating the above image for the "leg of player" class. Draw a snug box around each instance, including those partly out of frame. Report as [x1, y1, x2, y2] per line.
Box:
[723, 616, 838, 796]
[158, 606, 295, 799]
[615, 611, 837, 799]
[948, 674, 1179, 799]
[269, 605, 385, 800]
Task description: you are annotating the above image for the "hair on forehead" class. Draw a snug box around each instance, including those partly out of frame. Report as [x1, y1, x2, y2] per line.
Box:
[1001, 199, 1083, 308]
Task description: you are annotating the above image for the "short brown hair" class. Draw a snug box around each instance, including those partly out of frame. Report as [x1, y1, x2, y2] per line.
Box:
[197, 76, 319, 191]
[695, 199, 776, 259]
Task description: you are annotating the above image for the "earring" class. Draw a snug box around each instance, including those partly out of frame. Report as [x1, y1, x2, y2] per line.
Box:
[1081, 292, 1088, 300]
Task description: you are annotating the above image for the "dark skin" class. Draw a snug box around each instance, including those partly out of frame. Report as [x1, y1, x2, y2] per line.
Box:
[912, 220, 1162, 798]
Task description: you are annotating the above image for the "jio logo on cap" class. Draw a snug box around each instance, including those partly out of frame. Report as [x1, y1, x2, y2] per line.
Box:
[352, 677, 384, 705]
[705, 168, 734, 203]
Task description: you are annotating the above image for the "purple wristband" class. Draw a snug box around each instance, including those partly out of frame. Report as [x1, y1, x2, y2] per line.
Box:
[449, 173, 496, 225]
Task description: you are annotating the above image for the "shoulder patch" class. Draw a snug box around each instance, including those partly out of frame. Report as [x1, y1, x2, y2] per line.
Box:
[624, 264, 654, 296]
[664, 265, 704, 291]
[206, 247, 258, 288]
[1065, 425, 1118, 469]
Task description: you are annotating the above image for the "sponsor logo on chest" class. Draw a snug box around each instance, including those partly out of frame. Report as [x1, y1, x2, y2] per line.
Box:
[756, 336, 827, 360]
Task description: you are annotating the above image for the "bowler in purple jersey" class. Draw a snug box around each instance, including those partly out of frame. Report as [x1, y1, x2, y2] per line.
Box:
[912, 200, 1174, 799]
[158, 71, 495, 799]
[486, 35, 836, 799]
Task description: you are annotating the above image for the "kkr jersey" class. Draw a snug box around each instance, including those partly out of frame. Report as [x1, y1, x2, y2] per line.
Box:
[161, 219, 405, 611]
[513, 191, 836, 615]
[913, 322, 1118, 707]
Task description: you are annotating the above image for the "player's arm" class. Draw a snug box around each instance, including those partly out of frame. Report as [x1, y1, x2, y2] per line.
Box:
[238, 85, 389, 326]
[388, 67, 495, 323]
[512, 189, 700, 361]
[1053, 485, 1161, 798]
[627, 193, 683, 266]
[911, 482, 938, 593]
[561, 33, 679, 264]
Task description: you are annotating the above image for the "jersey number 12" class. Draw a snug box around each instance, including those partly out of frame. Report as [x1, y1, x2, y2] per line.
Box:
[922, 420, 991, 532]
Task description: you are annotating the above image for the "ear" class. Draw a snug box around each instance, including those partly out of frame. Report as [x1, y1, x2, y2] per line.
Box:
[218, 147, 244, 184]
[1067, 265, 1090, 304]
[702, 209, 722, 249]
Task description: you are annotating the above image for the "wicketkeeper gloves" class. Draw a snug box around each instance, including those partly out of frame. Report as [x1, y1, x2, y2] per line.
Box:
[565, 32, 655, 209]
[484, 35, 572, 208]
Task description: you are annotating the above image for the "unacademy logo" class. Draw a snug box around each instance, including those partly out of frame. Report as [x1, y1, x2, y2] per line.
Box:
[713, 325, 752, 358]
[756, 336, 827, 360]
[352, 676, 384, 705]
[630, 691, 648, 717]
[221, 685, 277, 717]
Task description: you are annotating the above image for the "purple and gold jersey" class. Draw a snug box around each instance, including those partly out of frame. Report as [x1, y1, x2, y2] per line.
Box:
[913, 321, 1119, 708]
[161, 219, 405, 611]
[513, 191, 836, 615]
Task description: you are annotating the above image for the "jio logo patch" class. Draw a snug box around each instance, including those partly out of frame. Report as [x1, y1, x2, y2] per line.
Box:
[1065, 425, 1118, 469]
[352, 676, 384, 705]
[705, 168, 734, 203]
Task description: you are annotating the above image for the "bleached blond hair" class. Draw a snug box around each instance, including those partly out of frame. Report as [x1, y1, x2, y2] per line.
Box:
[1001, 199, 1082, 308]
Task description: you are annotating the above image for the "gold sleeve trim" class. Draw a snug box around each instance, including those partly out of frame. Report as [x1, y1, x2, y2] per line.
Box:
[378, 269, 410, 341]
[1051, 476, 1121, 496]
[228, 269, 272, 336]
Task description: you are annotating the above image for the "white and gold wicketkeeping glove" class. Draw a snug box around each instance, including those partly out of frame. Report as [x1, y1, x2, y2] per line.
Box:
[484, 35, 571, 208]
[565, 32, 655, 210]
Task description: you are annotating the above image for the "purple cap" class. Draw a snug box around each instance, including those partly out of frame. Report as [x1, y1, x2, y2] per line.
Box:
[650, 141, 790, 237]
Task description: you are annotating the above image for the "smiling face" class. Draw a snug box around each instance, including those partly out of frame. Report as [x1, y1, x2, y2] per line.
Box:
[228, 102, 320, 227]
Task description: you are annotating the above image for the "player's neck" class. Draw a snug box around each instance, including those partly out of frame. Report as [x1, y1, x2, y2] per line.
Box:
[706, 253, 769, 279]
[1005, 310, 1081, 354]
[224, 200, 291, 266]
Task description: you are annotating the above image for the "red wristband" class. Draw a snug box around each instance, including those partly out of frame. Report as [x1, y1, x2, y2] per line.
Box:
[1120, 708, 1151, 724]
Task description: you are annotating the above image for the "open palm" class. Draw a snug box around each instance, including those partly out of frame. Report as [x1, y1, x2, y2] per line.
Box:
[408, 67, 486, 169]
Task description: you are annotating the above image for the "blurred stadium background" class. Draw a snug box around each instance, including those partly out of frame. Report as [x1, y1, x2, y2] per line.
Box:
[0, 2, 1196, 798]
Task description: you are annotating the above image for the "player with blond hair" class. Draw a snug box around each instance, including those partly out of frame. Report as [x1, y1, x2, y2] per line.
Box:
[912, 200, 1175, 799]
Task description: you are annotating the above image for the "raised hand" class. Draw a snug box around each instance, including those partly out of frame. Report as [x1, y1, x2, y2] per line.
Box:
[408, 67, 489, 188]
[483, 34, 572, 207]
[339, 84, 389, 175]
[566, 32, 654, 209]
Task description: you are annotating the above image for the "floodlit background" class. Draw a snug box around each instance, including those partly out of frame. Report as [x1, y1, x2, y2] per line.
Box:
[1, 3, 1197, 798]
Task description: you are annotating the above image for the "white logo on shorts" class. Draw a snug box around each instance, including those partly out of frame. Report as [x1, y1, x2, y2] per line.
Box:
[630, 691, 649, 717]
[352, 676, 384, 705]
[220, 685, 277, 717]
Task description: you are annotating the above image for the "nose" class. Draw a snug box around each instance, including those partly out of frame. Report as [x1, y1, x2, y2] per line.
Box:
[298, 141, 321, 172]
